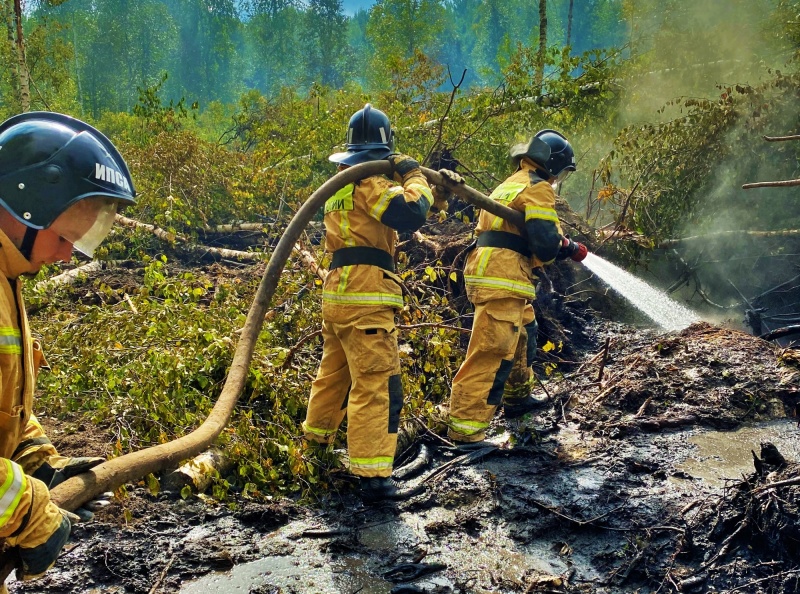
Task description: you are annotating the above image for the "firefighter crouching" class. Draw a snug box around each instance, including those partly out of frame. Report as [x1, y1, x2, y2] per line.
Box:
[0, 112, 136, 586]
[447, 129, 587, 445]
[302, 104, 454, 502]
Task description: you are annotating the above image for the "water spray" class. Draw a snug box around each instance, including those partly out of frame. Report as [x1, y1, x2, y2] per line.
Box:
[581, 252, 701, 332]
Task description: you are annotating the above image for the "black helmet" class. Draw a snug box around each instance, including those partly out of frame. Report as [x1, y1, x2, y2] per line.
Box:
[0, 112, 136, 256]
[329, 104, 395, 166]
[509, 129, 576, 182]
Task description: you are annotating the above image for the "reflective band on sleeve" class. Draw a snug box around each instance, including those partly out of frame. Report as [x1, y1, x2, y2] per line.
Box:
[349, 456, 394, 472]
[0, 328, 21, 355]
[464, 275, 537, 298]
[0, 460, 27, 529]
[524, 205, 559, 223]
[323, 291, 404, 308]
[371, 186, 404, 221]
[408, 183, 434, 207]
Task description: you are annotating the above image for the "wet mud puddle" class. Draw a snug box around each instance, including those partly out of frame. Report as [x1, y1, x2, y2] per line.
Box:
[180, 419, 799, 594]
[673, 418, 800, 488]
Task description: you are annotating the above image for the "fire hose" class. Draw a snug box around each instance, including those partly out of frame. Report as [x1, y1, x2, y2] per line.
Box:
[1, 161, 525, 582]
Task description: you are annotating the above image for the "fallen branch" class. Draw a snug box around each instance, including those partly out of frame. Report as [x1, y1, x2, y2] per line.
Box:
[281, 329, 322, 370]
[658, 229, 800, 248]
[419, 446, 497, 484]
[759, 325, 800, 341]
[764, 134, 800, 142]
[116, 215, 263, 262]
[34, 260, 121, 291]
[293, 245, 327, 282]
[204, 222, 269, 232]
[753, 475, 800, 494]
[742, 178, 800, 189]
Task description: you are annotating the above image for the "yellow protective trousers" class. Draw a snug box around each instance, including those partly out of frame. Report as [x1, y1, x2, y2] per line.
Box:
[448, 298, 535, 443]
[303, 308, 403, 478]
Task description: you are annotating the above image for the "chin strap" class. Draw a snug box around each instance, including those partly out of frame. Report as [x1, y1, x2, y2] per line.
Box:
[19, 227, 38, 261]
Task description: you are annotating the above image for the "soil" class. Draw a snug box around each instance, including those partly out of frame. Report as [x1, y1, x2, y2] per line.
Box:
[9, 218, 800, 594]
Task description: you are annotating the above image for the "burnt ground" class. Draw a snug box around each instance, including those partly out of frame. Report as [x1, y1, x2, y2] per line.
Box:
[13, 319, 800, 594]
[9, 218, 800, 594]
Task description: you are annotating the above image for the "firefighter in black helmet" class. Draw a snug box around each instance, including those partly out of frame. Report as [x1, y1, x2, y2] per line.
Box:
[446, 129, 587, 445]
[0, 112, 135, 585]
[303, 104, 453, 502]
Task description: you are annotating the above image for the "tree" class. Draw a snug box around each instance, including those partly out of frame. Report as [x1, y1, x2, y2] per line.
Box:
[534, 0, 547, 91]
[303, 0, 350, 88]
[366, 0, 445, 88]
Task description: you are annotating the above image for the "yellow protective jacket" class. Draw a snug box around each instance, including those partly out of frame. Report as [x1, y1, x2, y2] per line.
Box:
[321, 169, 433, 323]
[464, 159, 564, 304]
[0, 229, 63, 550]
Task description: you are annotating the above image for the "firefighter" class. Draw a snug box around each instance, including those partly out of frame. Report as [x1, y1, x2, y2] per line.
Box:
[0, 112, 136, 584]
[447, 129, 587, 444]
[302, 104, 451, 502]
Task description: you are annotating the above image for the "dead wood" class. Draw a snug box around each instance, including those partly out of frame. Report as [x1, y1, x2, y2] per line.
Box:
[759, 325, 800, 341]
[293, 245, 327, 281]
[764, 134, 800, 142]
[33, 260, 121, 291]
[116, 215, 263, 261]
[742, 178, 800, 189]
[658, 229, 800, 248]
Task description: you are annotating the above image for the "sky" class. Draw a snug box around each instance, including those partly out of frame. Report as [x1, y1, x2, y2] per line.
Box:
[341, 0, 374, 15]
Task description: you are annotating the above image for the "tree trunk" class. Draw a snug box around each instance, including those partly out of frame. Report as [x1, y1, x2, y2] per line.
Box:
[566, 0, 573, 48]
[12, 0, 29, 112]
[535, 0, 547, 92]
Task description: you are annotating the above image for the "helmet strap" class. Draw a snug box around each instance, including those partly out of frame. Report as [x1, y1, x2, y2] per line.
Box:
[20, 227, 38, 261]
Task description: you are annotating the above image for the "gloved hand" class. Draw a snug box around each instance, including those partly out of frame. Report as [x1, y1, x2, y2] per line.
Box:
[431, 169, 464, 212]
[557, 236, 588, 262]
[439, 168, 464, 185]
[387, 153, 421, 180]
[17, 508, 76, 580]
[32, 456, 105, 489]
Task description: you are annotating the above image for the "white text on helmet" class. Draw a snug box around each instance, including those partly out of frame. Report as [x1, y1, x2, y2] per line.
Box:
[95, 163, 131, 192]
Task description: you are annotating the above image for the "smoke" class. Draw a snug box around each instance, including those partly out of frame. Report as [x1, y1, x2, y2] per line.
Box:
[576, 0, 800, 335]
[618, 0, 783, 126]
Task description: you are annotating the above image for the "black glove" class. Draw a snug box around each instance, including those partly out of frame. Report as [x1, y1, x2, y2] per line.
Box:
[17, 509, 75, 580]
[32, 457, 105, 489]
[387, 153, 421, 179]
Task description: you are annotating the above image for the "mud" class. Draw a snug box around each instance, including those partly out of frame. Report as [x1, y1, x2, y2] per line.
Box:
[11, 317, 800, 594]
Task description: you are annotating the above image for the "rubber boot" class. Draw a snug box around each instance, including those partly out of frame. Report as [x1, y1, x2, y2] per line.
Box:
[503, 393, 549, 418]
[359, 477, 424, 503]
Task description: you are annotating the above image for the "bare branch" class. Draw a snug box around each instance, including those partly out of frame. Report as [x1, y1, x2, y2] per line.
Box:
[763, 134, 800, 142]
[742, 178, 800, 189]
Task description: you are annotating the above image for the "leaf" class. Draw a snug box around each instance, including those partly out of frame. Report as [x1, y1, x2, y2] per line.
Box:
[542, 341, 556, 352]
[449, 272, 457, 282]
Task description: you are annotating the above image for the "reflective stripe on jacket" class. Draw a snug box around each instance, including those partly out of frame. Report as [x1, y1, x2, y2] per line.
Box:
[464, 161, 564, 303]
[322, 172, 432, 322]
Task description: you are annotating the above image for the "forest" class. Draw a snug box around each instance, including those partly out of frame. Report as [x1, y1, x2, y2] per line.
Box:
[1, 0, 800, 592]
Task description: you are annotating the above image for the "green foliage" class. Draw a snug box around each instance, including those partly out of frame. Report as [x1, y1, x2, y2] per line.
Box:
[132, 72, 198, 138]
[10, 0, 800, 504]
